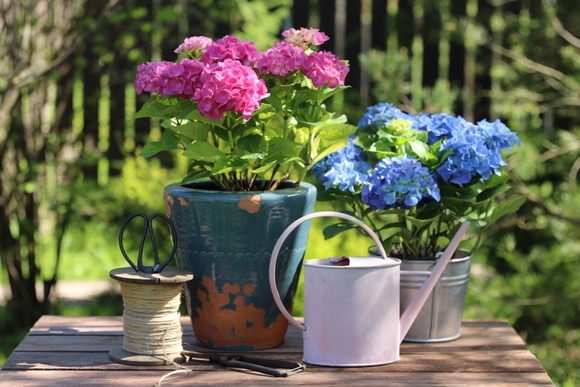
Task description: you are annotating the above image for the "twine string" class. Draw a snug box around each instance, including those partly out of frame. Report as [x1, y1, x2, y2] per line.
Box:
[119, 282, 184, 356]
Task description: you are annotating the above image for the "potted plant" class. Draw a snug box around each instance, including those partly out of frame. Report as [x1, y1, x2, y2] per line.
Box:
[132, 28, 356, 350]
[312, 102, 525, 342]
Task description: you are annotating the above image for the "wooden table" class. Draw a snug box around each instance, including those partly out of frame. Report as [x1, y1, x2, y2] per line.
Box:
[1, 316, 553, 386]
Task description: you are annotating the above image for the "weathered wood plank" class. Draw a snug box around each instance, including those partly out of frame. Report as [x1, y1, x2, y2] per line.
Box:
[2, 349, 546, 374]
[19, 330, 526, 356]
[0, 370, 555, 386]
[29, 316, 524, 349]
[29, 315, 125, 335]
[13, 331, 527, 355]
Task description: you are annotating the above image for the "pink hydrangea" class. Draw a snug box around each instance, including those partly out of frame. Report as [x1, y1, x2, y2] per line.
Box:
[134, 61, 168, 95]
[201, 35, 260, 67]
[301, 51, 349, 89]
[282, 27, 329, 49]
[193, 59, 269, 122]
[134, 59, 205, 98]
[175, 36, 213, 54]
[257, 42, 308, 76]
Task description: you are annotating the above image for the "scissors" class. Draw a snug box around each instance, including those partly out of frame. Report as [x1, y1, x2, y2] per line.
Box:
[119, 212, 178, 273]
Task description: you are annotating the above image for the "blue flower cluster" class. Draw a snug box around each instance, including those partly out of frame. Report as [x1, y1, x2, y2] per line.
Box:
[357, 103, 521, 185]
[311, 137, 371, 193]
[361, 155, 441, 210]
[358, 102, 414, 129]
[434, 116, 521, 184]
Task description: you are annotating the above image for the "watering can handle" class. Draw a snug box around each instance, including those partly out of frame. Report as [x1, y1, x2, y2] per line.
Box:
[269, 211, 388, 332]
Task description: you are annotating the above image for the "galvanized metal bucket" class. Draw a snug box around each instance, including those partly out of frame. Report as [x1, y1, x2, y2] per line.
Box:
[400, 249, 472, 342]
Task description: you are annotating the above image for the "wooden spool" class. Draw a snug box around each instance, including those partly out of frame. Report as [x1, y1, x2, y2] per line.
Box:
[108, 267, 193, 366]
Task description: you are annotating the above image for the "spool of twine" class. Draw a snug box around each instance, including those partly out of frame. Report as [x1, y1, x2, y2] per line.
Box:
[119, 281, 183, 356]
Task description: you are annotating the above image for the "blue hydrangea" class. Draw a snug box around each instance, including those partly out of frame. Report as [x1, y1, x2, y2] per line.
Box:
[477, 119, 521, 150]
[421, 114, 473, 145]
[355, 102, 521, 186]
[312, 137, 371, 193]
[361, 155, 440, 210]
[358, 102, 415, 129]
[436, 119, 520, 184]
[407, 112, 431, 131]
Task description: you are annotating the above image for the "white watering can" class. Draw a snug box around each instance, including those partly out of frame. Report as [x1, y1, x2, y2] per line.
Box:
[269, 211, 470, 367]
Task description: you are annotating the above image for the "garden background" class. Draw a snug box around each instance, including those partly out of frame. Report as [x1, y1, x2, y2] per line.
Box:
[1, 0, 579, 385]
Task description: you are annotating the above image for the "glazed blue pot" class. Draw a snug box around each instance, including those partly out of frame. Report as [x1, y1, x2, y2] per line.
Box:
[164, 180, 316, 350]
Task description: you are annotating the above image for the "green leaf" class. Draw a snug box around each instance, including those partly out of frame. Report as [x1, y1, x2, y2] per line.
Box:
[262, 138, 301, 164]
[237, 134, 263, 154]
[249, 162, 277, 174]
[407, 140, 430, 160]
[212, 155, 248, 174]
[476, 183, 512, 203]
[264, 94, 283, 112]
[484, 172, 511, 188]
[162, 100, 193, 117]
[139, 141, 170, 157]
[181, 170, 213, 184]
[378, 222, 406, 231]
[316, 123, 357, 139]
[323, 223, 358, 240]
[317, 85, 350, 103]
[164, 129, 180, 149]
[176, 102, 198, 120]
[213, 127, 230, 142]
[134, 100, 168, 119]
[184, 109, 226, 128]
[405, 215, 436, 230]
[182, 142, 225, 163]
[486, 195, 527, 227]
[309, 138, 349, 168]
[327, 114, 348, 124]
[241, 140, 269, 160]
[169, 121, 210, 141]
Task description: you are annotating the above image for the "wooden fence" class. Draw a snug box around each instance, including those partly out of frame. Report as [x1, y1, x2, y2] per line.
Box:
[60, 0, 532, 184]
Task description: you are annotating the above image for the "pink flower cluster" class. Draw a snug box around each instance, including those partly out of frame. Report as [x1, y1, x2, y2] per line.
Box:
[134, 59, 205, 97]
[193, 59, 269, 121]
[134, 29, 350, 123]
[282, 27, 329, 49]
[201, 35, 260, 67]
[174, 36, 213, 54]
[302, 51, 349, 88]
[257, 42, 307, 76]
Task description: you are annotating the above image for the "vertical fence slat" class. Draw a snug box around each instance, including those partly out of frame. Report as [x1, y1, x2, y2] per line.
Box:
[463, 0, 478, 122]
[149, 0, 162, 143]
[411, 0, 424, 112]
[98, 74, 110, 186]
[124, 83, 136, 153]
[360, 0, 373, 103]
[332, 0, 347, 112]
[72, 69, 84, 138]
[386, 0, 399, 104]
[438, 0, 450, 82]
[490, 2, 504, 121]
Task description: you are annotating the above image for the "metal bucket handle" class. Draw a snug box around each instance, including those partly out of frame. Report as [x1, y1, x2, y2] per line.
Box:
[269, 211, 389, 332]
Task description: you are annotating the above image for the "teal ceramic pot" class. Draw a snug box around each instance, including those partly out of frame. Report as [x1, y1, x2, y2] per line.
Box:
[164, 180, 316, 350]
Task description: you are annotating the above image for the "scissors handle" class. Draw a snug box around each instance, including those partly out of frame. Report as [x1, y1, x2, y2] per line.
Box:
[118, 212, 178, 273]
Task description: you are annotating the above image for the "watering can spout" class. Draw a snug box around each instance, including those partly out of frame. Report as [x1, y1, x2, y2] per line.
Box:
[398, 221, 470, 344]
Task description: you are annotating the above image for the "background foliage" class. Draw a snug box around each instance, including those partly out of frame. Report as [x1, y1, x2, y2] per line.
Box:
[1, 1, 579, 385]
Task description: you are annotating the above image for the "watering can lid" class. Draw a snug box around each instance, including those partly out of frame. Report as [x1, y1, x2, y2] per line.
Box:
[304, 256, 401, 269]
